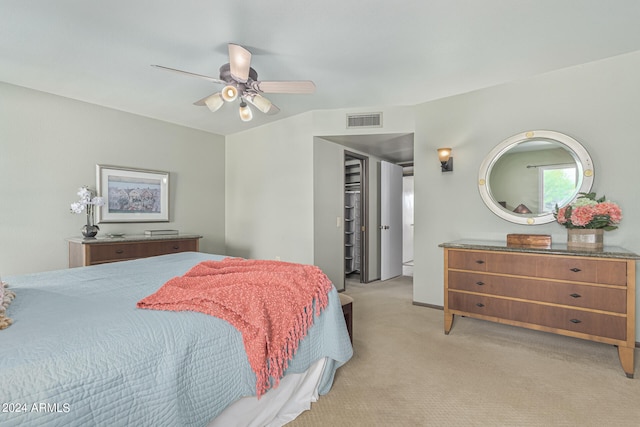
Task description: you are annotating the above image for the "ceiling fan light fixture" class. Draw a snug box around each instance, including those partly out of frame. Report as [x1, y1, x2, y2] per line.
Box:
[239, 100, 253, 122]
[204, 93, 224, 112]
[221, 85, 238, 102]
[247, 93, 272, 114]
[154, 43, 315, 122]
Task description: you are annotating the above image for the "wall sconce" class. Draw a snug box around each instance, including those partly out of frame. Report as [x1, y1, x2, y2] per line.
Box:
[437, 148, 453, 172]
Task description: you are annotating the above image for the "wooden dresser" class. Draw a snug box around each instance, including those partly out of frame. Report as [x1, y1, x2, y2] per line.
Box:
[68, 234, 202, 267]
[440, 240, 638, 378]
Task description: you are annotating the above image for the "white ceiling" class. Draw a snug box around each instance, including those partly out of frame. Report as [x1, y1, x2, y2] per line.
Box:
[321, 133, 415, 165]
[2, 0, 640, 146]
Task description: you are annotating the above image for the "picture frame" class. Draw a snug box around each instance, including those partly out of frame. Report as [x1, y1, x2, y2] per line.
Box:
[96, 165, 169, 223]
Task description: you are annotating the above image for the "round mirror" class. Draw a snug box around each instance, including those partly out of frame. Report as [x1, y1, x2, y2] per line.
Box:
[478, 130, 594, 225]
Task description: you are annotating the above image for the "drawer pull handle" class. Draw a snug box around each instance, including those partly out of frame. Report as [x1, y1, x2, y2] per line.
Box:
[475, 281, 485, 286]
[570, 318, 582, 324]
[475, 303, 485, 308]
[475, 260, 485, 264]
[115, 249, 124, 254]
[569, 293, 582, 299]
[570, 268, 581, 273]
[173, 246, 179, 250]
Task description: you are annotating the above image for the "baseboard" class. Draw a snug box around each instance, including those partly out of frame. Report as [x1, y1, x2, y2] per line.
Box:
[412, 301, 442, 310]
[412, 301, 640, 348]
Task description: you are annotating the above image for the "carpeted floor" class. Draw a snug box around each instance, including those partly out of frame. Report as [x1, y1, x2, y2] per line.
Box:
[287, 275, 640, 426]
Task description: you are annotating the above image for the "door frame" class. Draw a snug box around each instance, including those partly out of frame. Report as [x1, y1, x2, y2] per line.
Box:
[344, 150, 369, 283]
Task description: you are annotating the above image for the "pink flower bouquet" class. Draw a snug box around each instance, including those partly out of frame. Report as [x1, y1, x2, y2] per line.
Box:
[554, 192, 622, 230]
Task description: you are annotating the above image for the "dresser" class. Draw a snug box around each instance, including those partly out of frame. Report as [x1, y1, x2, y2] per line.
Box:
[68, 234, 202, 267]
[440, 240, 639, 378]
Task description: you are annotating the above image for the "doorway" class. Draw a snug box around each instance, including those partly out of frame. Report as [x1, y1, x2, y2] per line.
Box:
[344, 151, 369, 283]
[402, 172, 414, 276]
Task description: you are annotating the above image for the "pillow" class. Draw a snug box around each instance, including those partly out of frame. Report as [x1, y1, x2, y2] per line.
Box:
[0, 281, 16, 330]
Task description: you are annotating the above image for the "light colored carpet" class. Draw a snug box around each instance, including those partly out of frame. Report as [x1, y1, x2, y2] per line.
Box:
[287, 275, 640, 426]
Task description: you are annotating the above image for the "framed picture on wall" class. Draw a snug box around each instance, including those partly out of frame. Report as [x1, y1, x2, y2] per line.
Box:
[96, 165, 170, 223]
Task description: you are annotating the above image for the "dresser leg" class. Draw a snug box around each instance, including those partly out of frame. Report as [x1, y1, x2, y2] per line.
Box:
[617, 346, 635, 378]
[444, 312, 454, 335]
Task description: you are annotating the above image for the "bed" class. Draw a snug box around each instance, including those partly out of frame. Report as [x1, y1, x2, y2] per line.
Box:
[1, 252, 353, 426]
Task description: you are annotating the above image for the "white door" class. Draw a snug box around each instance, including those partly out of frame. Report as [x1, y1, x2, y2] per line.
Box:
[380, 161, 403, 280]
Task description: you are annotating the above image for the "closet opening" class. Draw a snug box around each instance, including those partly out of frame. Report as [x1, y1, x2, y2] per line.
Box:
[344, 151, 369, 284]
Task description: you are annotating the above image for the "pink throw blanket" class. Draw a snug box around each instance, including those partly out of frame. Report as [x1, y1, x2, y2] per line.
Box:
[137, 258, 333, 397]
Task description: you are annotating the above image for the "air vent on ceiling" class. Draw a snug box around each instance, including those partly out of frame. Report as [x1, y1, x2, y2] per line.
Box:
[346, 112, 383, 129]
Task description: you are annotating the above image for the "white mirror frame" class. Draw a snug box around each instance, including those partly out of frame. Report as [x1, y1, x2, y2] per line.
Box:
[478, 130, 594, 225]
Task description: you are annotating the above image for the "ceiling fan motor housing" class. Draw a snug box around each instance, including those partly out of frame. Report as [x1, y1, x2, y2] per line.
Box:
[219, 63, 259, 95]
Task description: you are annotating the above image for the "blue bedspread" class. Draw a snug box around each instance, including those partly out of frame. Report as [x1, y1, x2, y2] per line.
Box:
[0, 252, 353, 426]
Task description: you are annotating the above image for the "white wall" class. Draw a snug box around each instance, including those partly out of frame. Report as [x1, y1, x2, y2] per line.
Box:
[413, 51, 640, 336]
[0, 82, 226, 275]
[312, 106, 415, 136]
[313, 138, 345, 289]
[225, 113, 315, 264]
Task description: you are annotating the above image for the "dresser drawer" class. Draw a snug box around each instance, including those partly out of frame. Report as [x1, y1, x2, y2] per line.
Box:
[148, 239, 199, 256]
[448, 250, 537, 276]
[535, 256, 627, 285]
[89, 243, 144, 263]
[448, 271, 627, 313]
[448, 292, 626, 340]
[89, 240, 199, 263]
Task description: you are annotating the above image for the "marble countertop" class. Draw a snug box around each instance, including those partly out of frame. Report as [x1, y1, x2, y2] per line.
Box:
[439, 239, 640, 260]
[67, 233, 203, 244]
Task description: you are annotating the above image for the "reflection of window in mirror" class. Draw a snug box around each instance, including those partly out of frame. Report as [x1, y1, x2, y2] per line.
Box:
[539, 164, 577, 213]
[489, 145, 575, 214]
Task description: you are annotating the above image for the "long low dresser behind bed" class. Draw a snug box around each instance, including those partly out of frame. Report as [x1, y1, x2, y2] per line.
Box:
[67, 234, 202, 267]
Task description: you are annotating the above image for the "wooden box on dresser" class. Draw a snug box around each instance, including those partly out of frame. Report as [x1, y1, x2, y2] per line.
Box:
[440, 240, 639, 378]
[68, 234, 202, 267]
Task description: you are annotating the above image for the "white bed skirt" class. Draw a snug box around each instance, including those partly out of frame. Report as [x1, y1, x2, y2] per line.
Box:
[207, 358, 327, 427]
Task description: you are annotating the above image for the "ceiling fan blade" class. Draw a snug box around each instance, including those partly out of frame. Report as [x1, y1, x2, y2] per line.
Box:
[193, 92, 224, 112]
[265, 103, 280, 115]
[193, 93, 214, 106]
[228, 43, 252, 83]
[254, 80, 316, 94]
[152, 65, 225, 84]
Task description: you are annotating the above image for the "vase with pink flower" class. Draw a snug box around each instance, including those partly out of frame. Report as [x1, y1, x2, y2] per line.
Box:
[554, 192, 622, 250]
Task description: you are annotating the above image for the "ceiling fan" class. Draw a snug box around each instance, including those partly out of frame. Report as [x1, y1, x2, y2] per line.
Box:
[152, 43, 316, 122]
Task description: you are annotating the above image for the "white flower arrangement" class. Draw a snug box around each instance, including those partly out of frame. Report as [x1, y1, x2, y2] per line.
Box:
[70, 187, 105, 224]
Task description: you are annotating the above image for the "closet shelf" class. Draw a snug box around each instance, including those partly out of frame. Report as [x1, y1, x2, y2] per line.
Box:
[345, 161, 361, 278]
